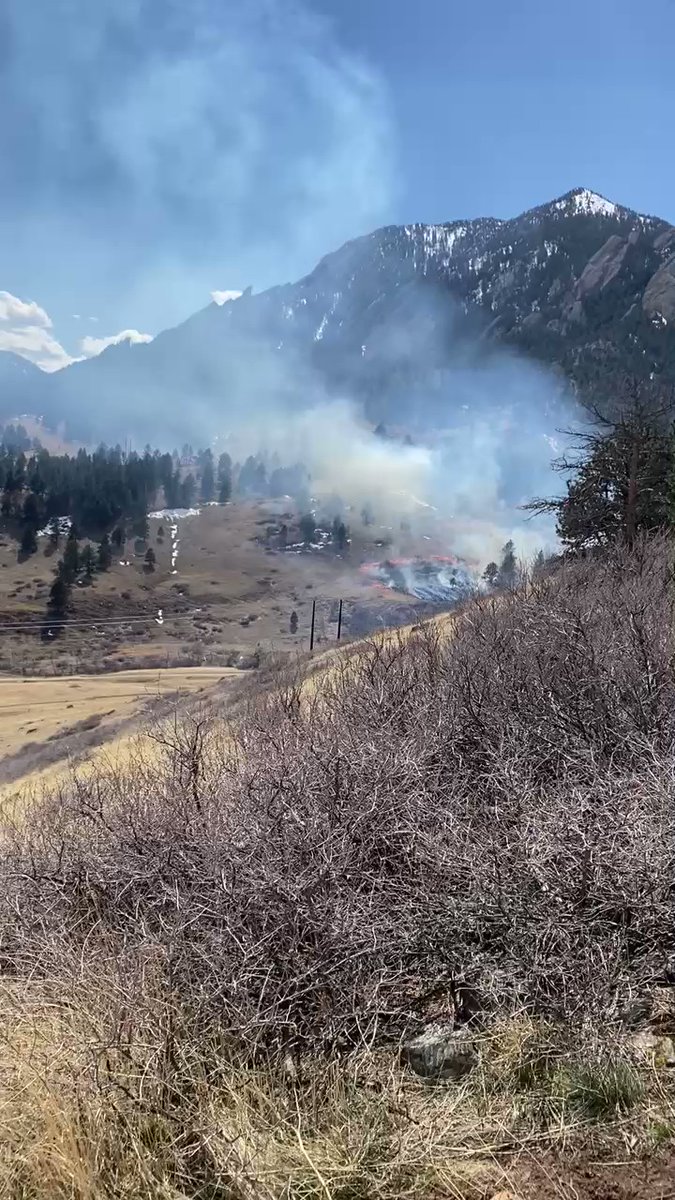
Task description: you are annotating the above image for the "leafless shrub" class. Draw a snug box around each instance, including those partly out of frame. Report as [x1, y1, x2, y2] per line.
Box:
[1, 537, 674, 1081]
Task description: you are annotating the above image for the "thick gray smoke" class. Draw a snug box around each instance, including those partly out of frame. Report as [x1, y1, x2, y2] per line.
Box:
[0, 0, 395, 336]
[1, 0, 573, 568]
[211, 310, 573, 568]
[215, 370, 570, 567]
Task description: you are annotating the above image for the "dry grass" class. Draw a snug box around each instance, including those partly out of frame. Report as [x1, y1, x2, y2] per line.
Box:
[0, 982, 672, 1199]
[0, 536, 674, 1196]
[0, 500, 417, 676]
[0, 666, 242, 802]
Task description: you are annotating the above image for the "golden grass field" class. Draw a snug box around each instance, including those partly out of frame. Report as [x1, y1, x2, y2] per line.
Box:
[0, 665, 242, 804]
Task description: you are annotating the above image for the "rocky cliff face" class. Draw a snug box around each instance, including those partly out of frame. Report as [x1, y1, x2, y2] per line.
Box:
[3, 188, 675, 440]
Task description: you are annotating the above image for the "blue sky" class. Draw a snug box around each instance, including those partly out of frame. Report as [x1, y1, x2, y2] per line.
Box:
[318, 0, 675, 227]
[1, 0, 674, 370]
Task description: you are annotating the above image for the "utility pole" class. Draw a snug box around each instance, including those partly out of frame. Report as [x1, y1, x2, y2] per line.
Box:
[336, 599, 343, 642]
[309, 599, 316, 652]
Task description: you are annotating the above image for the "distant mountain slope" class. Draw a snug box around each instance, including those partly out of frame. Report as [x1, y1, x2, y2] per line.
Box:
[0, 352, 46, 418]
[4, 188, 675, 440]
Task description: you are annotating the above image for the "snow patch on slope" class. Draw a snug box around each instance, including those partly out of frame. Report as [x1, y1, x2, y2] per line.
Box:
[556, 189, 619, 218]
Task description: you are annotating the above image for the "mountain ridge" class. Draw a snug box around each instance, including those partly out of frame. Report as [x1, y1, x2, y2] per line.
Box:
[2, 187, 675, 441]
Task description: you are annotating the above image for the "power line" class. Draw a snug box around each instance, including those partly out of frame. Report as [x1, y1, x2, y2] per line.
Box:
[0, 610, 203, 633]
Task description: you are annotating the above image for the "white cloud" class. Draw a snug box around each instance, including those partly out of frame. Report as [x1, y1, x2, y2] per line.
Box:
[79, 328, 154, 357]
[0, 288, 77, 370]
[0, 290, 154, 372]
[211, 289, 243, 306]
[0, 290, 52, 329]
[0, 325, 76, 371]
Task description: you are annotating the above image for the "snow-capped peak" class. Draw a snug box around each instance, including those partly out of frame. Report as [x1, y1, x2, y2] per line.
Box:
[556, 188, 619, 218]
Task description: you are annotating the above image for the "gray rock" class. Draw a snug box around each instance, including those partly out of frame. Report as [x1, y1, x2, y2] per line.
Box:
[628, 1030, 675, 1067]
[561, 297, 586, 325]
[654, 227, 675, 253]
[643, 254, 675, 323]
[576, 235, 630, 297]
[521, 311, 544, 331]
[401, 1023, 478, 1081]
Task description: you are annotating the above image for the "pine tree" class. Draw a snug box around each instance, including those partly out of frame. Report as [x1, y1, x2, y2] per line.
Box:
[290, 610, 298, 634]
[22, 491, 41, 528]
[527, 378, 675, 552]
[532, 549, 547, 579]
[132, 513, 149, 541]
[80, 544, 96, 583]
[49, 573, 69, 613]
[48, 516, 61, 549]
[62, 528, 80, 583]
[111, 526, 124, 549]
[144, 546, 156, 572]
[97, 533, 112, 571]
[299, 513, 316, 545]
[497, 541, 517, 589]
[180, 474, 196, 508]
[200, 450, 215, 502]
[217, 452, 232, 503]
[19, 525, 38, 557]
[332, 518, 348, 553]
[483, 561, 499, 587]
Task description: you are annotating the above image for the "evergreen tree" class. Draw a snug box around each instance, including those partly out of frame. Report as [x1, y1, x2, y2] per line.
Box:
[22, 491, 42, 528]
[299, 513, 316, 545]
[290, 610, 298, 634]
[97, 533, 113, 571]
[532, 549, 547, 579]
[111, 526, 124, 549]
[19, 525, 38, 557]
[200, 449, 215, 502]
[80, 544, 96, 583]
[144, 546, 156, 571]
[48, 516, 61, 550]
[528, 382, 674, 552]
[332, 517, 348, 553]
[483, 561, 499, 587]
[132, 513, 149, 541]
[497, 541, 517, 589]
[62, 528, 80, 583]
[48, 573, 69, 614]
[217, 452, 232, 503]
[180, 474, 196, 508]
[669, 427, 675, 530]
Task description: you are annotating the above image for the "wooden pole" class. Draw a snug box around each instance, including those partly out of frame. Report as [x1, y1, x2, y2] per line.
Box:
[336, 598, 343, 641]
[309, 598, 316, 652]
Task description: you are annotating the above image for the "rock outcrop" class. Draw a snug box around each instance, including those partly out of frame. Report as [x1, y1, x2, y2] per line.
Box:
[643, 254, 675, 323]
[576, 234, 631, 297]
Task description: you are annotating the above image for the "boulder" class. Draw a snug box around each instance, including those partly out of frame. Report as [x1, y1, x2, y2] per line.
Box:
[643, 254, 675, 323]
[628, 1030, 675, 1067]
[401, 1023, 478, 1081]
[576, 235, 630, 297]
